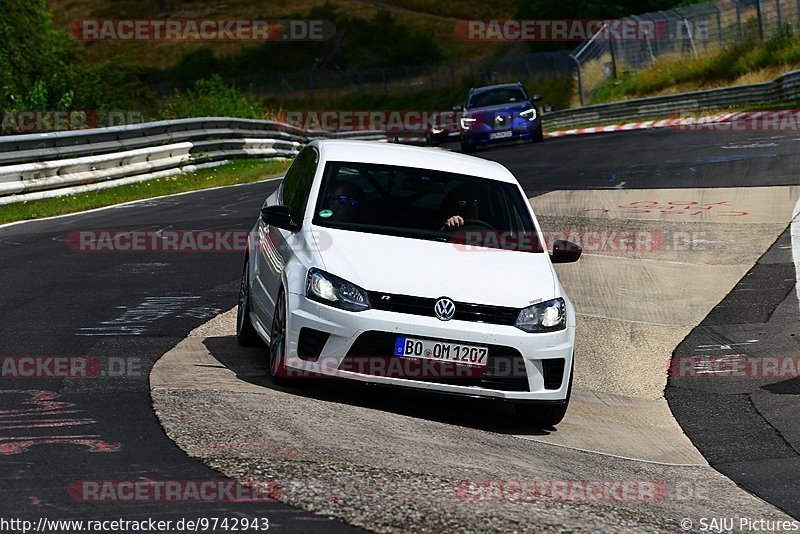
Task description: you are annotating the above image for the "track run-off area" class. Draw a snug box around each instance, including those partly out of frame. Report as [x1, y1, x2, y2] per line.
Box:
[1, 127, 799, 532]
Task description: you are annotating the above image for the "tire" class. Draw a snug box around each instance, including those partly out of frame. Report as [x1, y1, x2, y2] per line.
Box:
[460, 141, 476, 154]
[236, 255, 261, 346]
[515, 364, 573, 428]
[530, 125, 544, 143]
[426, 132, 438, 146]
[268, 289, 290, 384]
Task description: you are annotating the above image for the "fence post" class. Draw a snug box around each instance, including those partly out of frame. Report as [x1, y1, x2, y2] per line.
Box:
[797, 0, 800, 30]
[736, 0, 744, 40]
[776, 0, 783, 28]
[571, 54, 584, 107]
[646, 32, 656, 65]
[684, 18, 698, 58]
[757, 0, 764, 39]
[609, 30, 618, 79]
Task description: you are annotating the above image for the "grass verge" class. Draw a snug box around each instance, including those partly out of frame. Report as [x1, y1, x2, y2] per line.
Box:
[592, 26, 800, 104]
[0, 158, 290, 225]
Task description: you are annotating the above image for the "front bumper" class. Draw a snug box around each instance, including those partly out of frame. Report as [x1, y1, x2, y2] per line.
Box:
[462, 125, 541, 146]
[283, 292, 574, 401]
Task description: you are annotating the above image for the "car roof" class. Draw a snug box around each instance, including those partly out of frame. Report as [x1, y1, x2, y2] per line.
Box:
[468, 83, 526, 96]
[309, 140, 519, 184]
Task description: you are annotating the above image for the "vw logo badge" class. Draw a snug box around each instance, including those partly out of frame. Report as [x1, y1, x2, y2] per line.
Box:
[434, 297, 456, 321]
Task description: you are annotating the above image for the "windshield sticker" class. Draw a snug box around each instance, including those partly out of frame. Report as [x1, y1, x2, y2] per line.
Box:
[319, 209, 333, 218]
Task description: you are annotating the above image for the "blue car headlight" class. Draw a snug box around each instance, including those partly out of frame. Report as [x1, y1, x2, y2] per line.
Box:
[520, 107, 538, 121]
[515, 298, 566, 332]
[306, 268, 371, 312]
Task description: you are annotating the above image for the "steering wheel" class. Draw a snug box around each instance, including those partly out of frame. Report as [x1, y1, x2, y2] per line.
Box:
[459, 218, 495, 231]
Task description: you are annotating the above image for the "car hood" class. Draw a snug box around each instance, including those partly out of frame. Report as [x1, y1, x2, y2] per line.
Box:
[465, 102, 531, 118]
[313, 227, 556, 308]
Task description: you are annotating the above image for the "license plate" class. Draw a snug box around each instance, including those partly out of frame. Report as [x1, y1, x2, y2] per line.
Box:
[489, 131, 513, 140]
[394, 336, 488, 368]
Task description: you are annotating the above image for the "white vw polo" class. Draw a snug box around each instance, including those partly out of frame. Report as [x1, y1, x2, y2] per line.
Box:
[237, 140, 581, 426]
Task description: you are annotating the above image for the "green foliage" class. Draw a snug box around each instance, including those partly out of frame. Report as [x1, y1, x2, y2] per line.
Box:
[159, 75, 269, 119]
[0, 0, 150, 114]
[156, 3, 444, 84]
[0, 0, 79, 109]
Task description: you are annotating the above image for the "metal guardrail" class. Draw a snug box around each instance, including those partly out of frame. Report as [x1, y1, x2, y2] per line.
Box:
[0, 118, 385, 205]
[3, 68, 799, 206]
[542, 69, 800, 130]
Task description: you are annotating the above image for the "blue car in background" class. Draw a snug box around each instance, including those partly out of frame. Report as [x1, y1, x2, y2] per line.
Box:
[458, 82, 544, 153]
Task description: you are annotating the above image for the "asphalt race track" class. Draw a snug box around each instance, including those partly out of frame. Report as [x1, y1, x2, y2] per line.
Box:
[2, 127, 800, 531]
[0, 184, 357, 532]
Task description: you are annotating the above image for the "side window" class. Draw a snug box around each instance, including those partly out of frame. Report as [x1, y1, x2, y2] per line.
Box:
[281, 147, 319, 220]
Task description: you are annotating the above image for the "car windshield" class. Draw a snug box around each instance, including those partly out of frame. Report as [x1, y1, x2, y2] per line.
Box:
[312, 161, 544, 253]
[467, 88, 528, 108]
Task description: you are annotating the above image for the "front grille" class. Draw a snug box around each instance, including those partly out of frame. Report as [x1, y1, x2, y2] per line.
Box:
[541, 358, 565, 390]
[339, 331, 529, 392]
[297, 328, 329, 361]
[368, 292, 519, 326]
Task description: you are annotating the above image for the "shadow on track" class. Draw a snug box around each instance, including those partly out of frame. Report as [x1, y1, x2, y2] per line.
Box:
[203, 335, 555, 437]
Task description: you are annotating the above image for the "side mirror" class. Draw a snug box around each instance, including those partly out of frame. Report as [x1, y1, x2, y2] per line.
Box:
[550, 240, 582, 263]
[532, 95, 543, 103]
[261, 205, 300, 231]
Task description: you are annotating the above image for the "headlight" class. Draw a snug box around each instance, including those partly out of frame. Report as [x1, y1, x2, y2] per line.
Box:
[460, 117, 477, 130]
[520, 107, 538, 120]
[306, 268, 371, 312]
[515, 298, 566, 332]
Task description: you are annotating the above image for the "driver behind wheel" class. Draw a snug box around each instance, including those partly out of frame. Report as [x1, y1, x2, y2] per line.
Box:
[440, 185, 482, 230]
